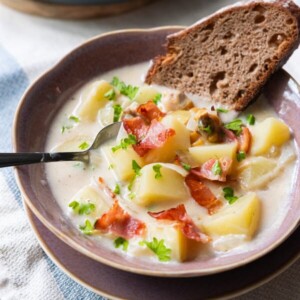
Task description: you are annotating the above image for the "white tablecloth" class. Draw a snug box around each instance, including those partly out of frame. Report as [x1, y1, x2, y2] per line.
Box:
[0, 1, 299, 299]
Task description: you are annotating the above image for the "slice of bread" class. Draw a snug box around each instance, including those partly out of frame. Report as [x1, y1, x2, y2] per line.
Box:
[145, 0, 300, 111]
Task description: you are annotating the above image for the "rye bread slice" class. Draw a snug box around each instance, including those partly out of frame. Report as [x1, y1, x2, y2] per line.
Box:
[145, 0, 300, 111]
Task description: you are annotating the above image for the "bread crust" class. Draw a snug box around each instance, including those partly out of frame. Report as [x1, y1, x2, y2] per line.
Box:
[145, 0, 300, 111]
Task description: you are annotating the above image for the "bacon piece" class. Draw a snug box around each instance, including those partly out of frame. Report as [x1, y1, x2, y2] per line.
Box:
[223, 127, 238, 143]
[191, 158, 232, 182]
[137, 100, 165, 122]
[149, 204, 210, 243]
[185, 173, 222, 214]
[123, 117, 149, 141]
[95, 200, 145, 239]
[238, 127, 252, 153]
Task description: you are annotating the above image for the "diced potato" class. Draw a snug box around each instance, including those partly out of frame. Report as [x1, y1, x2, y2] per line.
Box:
[102, 145, 144, 181]
[202, 192, 260, 238]
[144, 115, 191, 163]
[169, 110, 191, 125]
[71, 185, 109, 218]
[78, 80, 113, 121]
[189, 143, 238, 165]
[133, 164, 189, 206]
[250, 117, 290, 156]
[237, 157, 278, 190]
[146, 222, 200, 262]
[133, 86, 160, 104]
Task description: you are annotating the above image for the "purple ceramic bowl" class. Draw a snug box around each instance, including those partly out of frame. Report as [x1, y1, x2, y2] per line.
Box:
[13, 27, 300, 277]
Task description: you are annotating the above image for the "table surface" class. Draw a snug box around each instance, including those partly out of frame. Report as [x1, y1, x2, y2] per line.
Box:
[0, 0, 299, 299]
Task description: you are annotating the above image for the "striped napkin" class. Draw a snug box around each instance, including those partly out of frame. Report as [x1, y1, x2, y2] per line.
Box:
[0, 1, 299, 299]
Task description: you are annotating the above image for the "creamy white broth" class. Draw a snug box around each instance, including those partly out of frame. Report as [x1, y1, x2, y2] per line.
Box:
[45, 62, 297, 262]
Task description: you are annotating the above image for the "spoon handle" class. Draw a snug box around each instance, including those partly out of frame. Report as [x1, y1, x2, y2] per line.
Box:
[0, 151, 88, 168]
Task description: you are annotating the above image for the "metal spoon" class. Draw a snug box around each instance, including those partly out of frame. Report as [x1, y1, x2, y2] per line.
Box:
[0, 122, 121, 168]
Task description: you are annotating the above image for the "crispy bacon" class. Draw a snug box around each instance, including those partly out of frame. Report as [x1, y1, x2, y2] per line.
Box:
[238, 127, 252, 153]
[185, 173, 222, 214]
[223, 128, 237, 143]
[191, 158, 232, 182]
[95, 200, 145, 239]
[123, 117, 149, 141]
[137, 101, 165, 123]
[149, 204, 210, 243]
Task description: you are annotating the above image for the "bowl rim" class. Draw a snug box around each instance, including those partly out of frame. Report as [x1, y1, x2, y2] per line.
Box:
[13, 26, 300, 277]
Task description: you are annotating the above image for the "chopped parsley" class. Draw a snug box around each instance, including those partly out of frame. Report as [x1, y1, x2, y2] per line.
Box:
[182, 163, 191, 171]
[104, 88, 116, 101]
[224, 119, 243, 135]
[78, 141, 90, 150]
[223, 187, 238, 204]
[111, 76, 139, 100]
[246, 114, 256, 125]
[217, 107, 229, 113]
[153, 164, 162, 179]
[132, 160, 141, 176]
[108, 163, 114, 170]
[69, 115, 80, 123]
[114, 184, 121, 195]
[200, 125, 213, 135]
[212, 160, 222, 176]
[153, 93, 162, 105]
[69, 201, 95, 215]
[113, 104, 123, 122]
[236, 151, 246, 162]
[128, 192, 136, 199]
[79, 220, 94, 235]
[114, 237, 129, 251]
[61, 125, 72, 134]
[140, 238, 171, 262]
[111, 134, 137, 152]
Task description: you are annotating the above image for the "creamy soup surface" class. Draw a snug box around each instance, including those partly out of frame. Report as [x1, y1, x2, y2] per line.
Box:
[46, 62, 298, 263]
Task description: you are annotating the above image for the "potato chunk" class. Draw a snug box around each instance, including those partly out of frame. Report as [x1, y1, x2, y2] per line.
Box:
[189, 143, 238, 165]
[78, 80, 112, 121]
[102, 146, 144, 181]
[202, 192, 260, 238]
[250, 117, 290, 156]
[144, 115, 191, 163]
[144, 223, 200, 262]
[133, 164, 189, 206]
[133, 86, 160, 104]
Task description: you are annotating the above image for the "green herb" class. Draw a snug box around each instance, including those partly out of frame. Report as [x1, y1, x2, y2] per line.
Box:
[212, 160, 222, 176]
[113, 104, 123, 122]
[132, 160, 141, 176]
[69, 201, 96, 215]
[61, 125, 72, 134]
[236, 151, 246, 162]
[128, 192, 136, 199]
[69, 115, 80, 123]
[217, 108, 229, 113]
[108, 163, 114, 170]
[114, 237, 129, 251]
[152, 164, 162, 179]
[200, 125, 213, 135]
[223, 187, 238, 204]
[139, 238, 171, 262]
[224, 119, 243, 135]
[111, 134, 137, 152]
[79, 220, 94, 235]
[153, 93, 162, 105]
[104, 89, 116, 101]
[78, 141, 90, 150]
[246, 114, 256, 125]
[182, 163, 191, 171]
[114, 184, 121, 195]
[111, 76, 139, 100]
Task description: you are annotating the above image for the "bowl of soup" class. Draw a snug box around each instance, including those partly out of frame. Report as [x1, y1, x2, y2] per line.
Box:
[13, 27, 300, 277]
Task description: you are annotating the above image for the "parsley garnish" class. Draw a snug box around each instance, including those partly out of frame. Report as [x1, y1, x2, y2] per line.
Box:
[217, 108, 228, 113]
[153, 164, 162, 179]
[78, 141, 90, 150]
[114, 237, 129, 251]
[223, 187, 238, 204]
[200, 125, 213, 135]
[128, 192, 136, 199]
[236, 151, 246, 162]
[153, 93, 162, 105]
[61, 125, 72, 134]
[246, 114, 256, 125]
[79, 220, 94, 235]
[69, 115, 80, 123]
[212, 160, 222, 175]
[140, 238, 171, 262]
[104, 89, 116, 101]
[69, 201, 95, 215]
[111, 134, 137, 152]
[111, 76, 139, 100]
[113, 104, 123, 122]
[224, 119, 243, 135]
[114, 184, 121, 195]
[182, 163, 191, 171]
[108, 163, 114, 170]
[132, 160, 141, 176]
